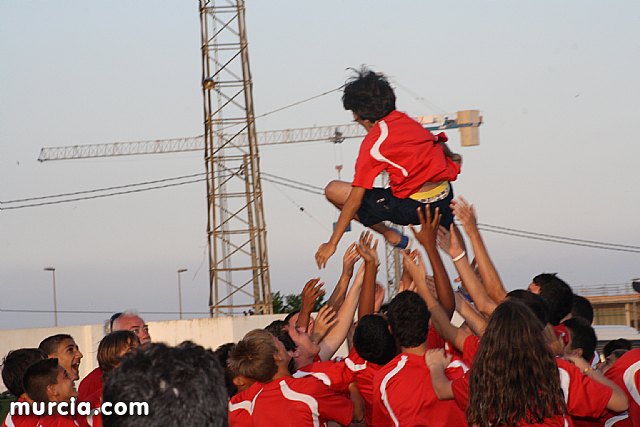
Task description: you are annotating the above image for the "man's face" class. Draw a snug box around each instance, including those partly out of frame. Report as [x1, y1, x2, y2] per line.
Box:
[113, 315, 151, 344]
[50, 366, 77, 403]
[51, 339, 83, 381]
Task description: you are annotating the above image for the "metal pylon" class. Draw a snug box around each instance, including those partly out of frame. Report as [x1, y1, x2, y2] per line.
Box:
[199, 0, 271, 316]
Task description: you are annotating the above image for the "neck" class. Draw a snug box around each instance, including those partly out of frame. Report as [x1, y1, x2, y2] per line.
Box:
[401, 343, 428, 356]
[271, 363, 291, 381]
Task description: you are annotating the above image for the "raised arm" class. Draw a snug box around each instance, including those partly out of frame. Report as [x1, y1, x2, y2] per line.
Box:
[440, 225, 497, 317]
[402, 251, 470, 352]
[316, 186, 366, 269]
[452, 197, 507, 303]
[326, 243, 360, 312]
[564, 355, 629, 413]
[454, 292, 488, 336]
[296, 278, 324, 332]
[318, 264, 364, 361]
[355, 231, 379, 320]
[410, 206, 455, 317]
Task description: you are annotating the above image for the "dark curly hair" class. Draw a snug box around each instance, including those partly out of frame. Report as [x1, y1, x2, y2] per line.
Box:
[342, 67, 396, 122]
[387, 291, 429, 348]
[467, 300, 567, 427]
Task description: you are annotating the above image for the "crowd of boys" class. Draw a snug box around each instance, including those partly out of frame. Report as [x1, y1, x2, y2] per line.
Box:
[2, 68, 639, 426]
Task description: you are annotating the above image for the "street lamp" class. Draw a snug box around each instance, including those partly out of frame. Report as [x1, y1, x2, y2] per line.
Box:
[43, 267, 58, 327]
[177, 269, 188, 320]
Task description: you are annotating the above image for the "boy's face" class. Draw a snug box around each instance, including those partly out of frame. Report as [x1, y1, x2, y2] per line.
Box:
[51, 338, 83, 381]
[49, 366, 78, 403]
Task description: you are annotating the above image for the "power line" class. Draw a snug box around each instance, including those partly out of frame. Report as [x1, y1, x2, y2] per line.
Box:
[0, 178, 208, 210]
[0, 307, 210, 315]
[477, 222, 640, 250]
[254, 85, 344, 120]
[0, 172, 208, 204]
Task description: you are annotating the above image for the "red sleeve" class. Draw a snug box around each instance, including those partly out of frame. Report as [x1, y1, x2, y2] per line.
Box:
[451, 374, 469, 412]
[311, 381, 354, 426]
[352, 128, 386, 189]
[462, 335, 480, 366]
[557, 359, 612, 419]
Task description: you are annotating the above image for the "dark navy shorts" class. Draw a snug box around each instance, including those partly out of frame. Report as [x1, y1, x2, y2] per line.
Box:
[356, 185, 454, 229]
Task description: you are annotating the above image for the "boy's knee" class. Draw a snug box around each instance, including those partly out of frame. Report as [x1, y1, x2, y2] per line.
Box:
[324, 180, 342, 201]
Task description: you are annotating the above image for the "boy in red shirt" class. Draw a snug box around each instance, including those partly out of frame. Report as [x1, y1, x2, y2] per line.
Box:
[372, 291, 466, 427]
[1, 348, 46, 427]
[228, 329, 359, 427]
[23, 359, 79, 427]
[315, 67, 461, 268]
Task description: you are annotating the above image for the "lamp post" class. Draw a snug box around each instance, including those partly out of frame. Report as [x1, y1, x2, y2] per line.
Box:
[43, 267, 58, 326]
[177, 269, 188, 320]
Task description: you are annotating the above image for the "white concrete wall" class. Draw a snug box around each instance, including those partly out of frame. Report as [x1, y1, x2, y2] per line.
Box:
[0, 314, 284, 393]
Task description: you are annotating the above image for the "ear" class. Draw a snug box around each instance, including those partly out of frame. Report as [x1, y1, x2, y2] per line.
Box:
[47, 383, 58, 401]
[232, 375, 248, 389]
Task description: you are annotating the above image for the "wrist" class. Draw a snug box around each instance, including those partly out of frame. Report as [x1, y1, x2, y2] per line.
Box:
[451, 250, 467, 262]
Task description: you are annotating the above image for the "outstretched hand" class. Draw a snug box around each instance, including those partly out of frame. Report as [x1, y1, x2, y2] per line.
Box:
[401, 249, 427, 284]
[311, 304, 338, 344]
[451, 197, 477, 232]
[355, 231, 379, 266]
[300, 278, 324, 312]
[409, 205, 441, 248]
[342, 243, 361, 278]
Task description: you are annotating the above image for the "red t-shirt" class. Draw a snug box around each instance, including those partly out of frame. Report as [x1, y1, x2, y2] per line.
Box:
[228, 376, 353, 427]
[1, 395, 39, 427]
[352, 110, 460, 198]
[77, 368, 103, 409]
[372, 353, 466, 427]
[451, 358, 613, 426]
[605, 348, 640, 427]
[229, 381, 263, 427]
[344, 347, 383, 426]
[462, 334, 481, 366]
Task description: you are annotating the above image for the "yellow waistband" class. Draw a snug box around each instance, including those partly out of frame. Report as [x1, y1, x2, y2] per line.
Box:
[409, 181, 450, 201]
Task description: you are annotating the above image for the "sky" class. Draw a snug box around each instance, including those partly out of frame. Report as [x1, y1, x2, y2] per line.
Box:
[1, 0, 639, 330]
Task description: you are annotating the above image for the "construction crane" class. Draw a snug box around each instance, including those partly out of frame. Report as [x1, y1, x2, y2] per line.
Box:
[37, 110, 482, 308]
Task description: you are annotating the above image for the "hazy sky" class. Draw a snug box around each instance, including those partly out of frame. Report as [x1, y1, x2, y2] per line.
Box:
[1, 1, 639, 330]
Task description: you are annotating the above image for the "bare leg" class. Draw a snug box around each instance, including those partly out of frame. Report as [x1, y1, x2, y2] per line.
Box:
[324, 180, 402, 245]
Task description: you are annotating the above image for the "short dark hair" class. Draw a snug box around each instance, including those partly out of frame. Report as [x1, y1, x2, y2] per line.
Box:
[563, 317, 597, 362]
[603, 338, 632, 358]
[1, 348, 46, 397]
[342, 67, 396, 122]
[571, 295, 594, 324]
[387, 291, 430, 348]
[532, 273, 574, 325]
[214, 342, 238, 398]
[38, 334, 74, 357]
[507, 290, 549, 325]
[23, 358, 59, 403]
[102, 341, 228, 427]
[264, 320, 296, 352]
[353, 315, 396, 366]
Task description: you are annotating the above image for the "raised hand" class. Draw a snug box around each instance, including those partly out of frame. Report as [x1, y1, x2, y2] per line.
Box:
[401, 249, 427, 284]
[355, 231, 379, 266]
[409, 205, 441, 248]
[447, 224, 465, 260]
[451, 197, 478, 232]
[342, 242, 361, 278]
[310, 304, 338, 344]
[297, 278, 325, 332]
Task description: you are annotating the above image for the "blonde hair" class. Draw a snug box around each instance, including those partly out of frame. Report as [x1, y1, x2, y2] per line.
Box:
[228, 329, 278, 383]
